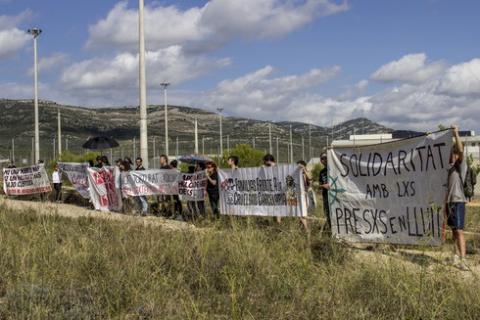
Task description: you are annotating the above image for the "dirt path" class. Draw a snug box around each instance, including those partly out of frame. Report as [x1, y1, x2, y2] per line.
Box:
[0, 196, 196, 231]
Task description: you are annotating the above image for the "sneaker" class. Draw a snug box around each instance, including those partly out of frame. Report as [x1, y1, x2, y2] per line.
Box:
[454, 259, 469, 271]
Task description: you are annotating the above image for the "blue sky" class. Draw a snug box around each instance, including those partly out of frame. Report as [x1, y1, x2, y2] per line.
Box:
[1, 0, 479, 132]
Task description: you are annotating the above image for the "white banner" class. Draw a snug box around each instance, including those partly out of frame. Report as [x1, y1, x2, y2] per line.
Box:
[58, 162, 90, 199]
[120, 169, 180, 197]
[2, 164, 52, 195]
[178, 171, 206, 201]
[87, 167, 122, 212]
[218, 165, 307, 217]
[328, 130, 452, 246]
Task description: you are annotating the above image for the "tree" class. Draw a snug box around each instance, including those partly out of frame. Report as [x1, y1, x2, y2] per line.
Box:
[218, 144, 265, 168]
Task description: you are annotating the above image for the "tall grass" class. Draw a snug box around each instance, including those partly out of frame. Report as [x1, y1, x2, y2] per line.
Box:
[0, 204, 479, 319]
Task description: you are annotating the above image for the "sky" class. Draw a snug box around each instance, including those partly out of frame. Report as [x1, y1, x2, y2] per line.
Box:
[1, 0, 480, 132]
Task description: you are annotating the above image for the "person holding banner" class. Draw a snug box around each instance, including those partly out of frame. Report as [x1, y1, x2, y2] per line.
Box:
[135, 157, 149, 216]
[206, 161, 220, 219]
[170, 160, 183, 217]
[319, 153, 331, 230]
[447, 126, 468, 270]
[52, 164, 62, 202]
[227, 156, 239, 169]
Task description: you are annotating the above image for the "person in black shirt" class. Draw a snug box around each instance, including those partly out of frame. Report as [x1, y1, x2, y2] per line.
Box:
[134, 157, 148, 216]
[319, 153, 331, 229]
[170, 160, 183, 217]
[205, 161, 220, 219]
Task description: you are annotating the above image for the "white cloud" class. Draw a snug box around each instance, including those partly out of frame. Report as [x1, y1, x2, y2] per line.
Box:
[0, 10, 32, 29]
[437, 58, 480, 96]
[0, 10, 33, 59]
[28, 53, 69, 75]
[0, 28, 30, 59]
[202, 65, 341, 119]
[86, 0, 348, 52]
[61, 45, 230, 90]
[371, 53, 445, 84]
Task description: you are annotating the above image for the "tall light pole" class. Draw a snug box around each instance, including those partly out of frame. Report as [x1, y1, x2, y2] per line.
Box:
[194, 117, 199, 154]
[138, 0, 149, 168]
[217, 107, 223, 156]
[289, 125, 293, 163]
[269, 123, 272, 154]
[57, 107, 62, 157]
[308, 124, 312, 160]
[27, 28, 42, 164]
[161, 82, 170, 156]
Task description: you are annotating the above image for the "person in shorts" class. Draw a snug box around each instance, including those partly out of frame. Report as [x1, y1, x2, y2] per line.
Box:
[446, 125, 468, 270]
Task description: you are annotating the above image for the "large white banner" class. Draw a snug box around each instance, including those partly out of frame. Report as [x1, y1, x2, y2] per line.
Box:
[2, 164, 51, 195]
[87, 167, 122, 212]
[328, 130, 452, 246]
[120, 169, 179, 197]
[58, 162, 90, 199]
[218, 165, 307, 217]
[178, 172, 206, 201]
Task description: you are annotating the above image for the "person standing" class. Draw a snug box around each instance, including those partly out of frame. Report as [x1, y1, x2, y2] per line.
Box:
[447, 126, 469, 270]
[227, 156, 239, 169]
[134, 157, 149, 216]
[297, 160, 312, 232]
[205, 161, 220, 219]
[158, 154, 173, 216]
[319, 153, 331, 230]
[263, 154, 281, 223]
[52, 163, 62, 202]
[170, 160, 183, 217]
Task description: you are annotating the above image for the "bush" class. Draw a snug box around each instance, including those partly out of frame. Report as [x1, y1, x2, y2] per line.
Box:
[217, 144, 265, 168]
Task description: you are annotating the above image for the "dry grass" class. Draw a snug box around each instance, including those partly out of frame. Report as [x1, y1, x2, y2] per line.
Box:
[0, 201, 479, 319]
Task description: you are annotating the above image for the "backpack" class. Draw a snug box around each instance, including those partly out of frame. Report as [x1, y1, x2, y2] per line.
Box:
[463, 166, 475, 198]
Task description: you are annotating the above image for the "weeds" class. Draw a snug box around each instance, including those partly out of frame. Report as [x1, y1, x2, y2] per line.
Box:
[0, 206, 479, 319]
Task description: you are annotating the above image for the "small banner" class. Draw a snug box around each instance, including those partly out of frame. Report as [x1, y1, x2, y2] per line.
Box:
[218, 165, 307, 217]
[58, 162, 90, 199]
[120, 169, 179, 197]
[178, 171, 207, 201]
[2, 164, 52, 195]
[327, 130, 453, 246]
[87, 167, 122, 212]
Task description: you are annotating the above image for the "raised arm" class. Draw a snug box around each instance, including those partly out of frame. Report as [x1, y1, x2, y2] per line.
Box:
[452, 125, 464, 155]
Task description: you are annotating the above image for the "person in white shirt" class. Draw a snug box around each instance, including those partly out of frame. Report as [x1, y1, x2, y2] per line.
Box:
[52, 164, 62, 202]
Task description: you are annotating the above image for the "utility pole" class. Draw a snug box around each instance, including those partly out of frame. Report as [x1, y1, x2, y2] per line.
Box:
[276, 137, 279, 163]
[217, 108, 224, 156]
[252, 137, 255, 149]
[138, 0, 149, 168]
[65, 137, 68, 151]
[53, 137, 56, 160]
[289, 125, 293, 163]
[194, 117, 199, 154]
[31, 137, 34, 164]
[57, 107, 62, 157]
[308, 124, 312, 160]
[302, 136, 305, 161]
[202, 136, 205, 154]
[269, 123, 272, 154]
[176, 136, 179, 158]
[11, 138, 15, 163]
[133, 137, 136, 160]
[161, 82, 170, 156]
[152, 136, 156, 167]
[227, 135, 230, 150]
[28, 28, 42, 163]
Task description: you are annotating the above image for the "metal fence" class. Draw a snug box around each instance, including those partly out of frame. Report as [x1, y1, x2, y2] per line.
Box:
[1, 134, 328, 168]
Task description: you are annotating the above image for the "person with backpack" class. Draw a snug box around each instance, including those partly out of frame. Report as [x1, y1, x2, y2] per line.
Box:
[446, 126, 468, 270]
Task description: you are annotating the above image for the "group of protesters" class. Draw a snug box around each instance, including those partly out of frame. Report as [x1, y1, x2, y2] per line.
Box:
[79, 154, 242, 221]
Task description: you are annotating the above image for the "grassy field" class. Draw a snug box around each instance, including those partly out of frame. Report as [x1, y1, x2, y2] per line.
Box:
[0, 201, 480, 319]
